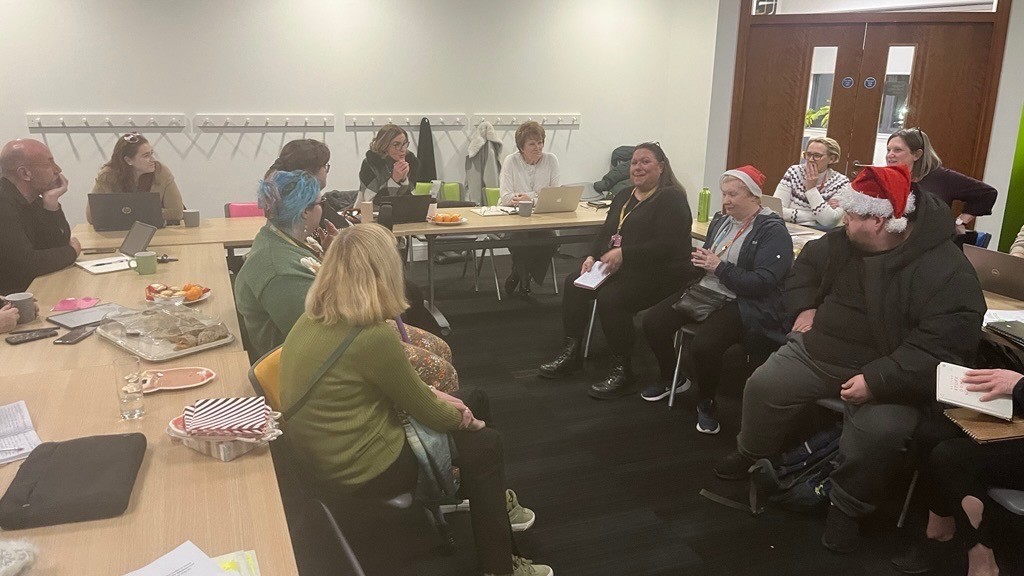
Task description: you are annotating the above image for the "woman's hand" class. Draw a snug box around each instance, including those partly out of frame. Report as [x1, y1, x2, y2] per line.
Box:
[691, 247, 721, 272]
[466, 418, 486, 431]
[432, 388, 477, 429]
[0, 304, 18, 334]
[959, 214, 976, 225]
[963, 369, 1023, 401]
[803, 162, 819, 191]
[827, 197, 841, 209]
[392, 160, 410, 183]
[792, 308, 816, 333]
[314, 220, 339, 250]
[600, 248, 623, 275]
[512, 193, 532, 203]
[581, 256, 596, 275]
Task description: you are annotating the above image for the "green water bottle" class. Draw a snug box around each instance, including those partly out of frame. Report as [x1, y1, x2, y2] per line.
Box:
[697, 187, 711, 222]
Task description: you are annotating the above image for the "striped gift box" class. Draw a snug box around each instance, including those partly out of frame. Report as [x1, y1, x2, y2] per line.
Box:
[184, 397, 269, 438]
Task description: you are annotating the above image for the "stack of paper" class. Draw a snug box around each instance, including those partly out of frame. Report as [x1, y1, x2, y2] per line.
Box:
[124, 542, 262, 576]
[0, 401, 41, 464]
[573, 261, 612, 290]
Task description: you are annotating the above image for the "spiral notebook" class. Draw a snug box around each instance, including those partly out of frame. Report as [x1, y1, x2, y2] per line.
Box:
[944, 408, 1024, 444]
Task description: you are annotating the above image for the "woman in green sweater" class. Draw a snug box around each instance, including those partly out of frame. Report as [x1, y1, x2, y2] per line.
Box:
[280, 224, 551, 576]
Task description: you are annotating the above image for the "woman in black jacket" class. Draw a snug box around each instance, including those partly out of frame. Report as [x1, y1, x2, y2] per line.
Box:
[359, 124, 421, 205]
[538, 143, 698, 399]
[642, 166, 793, 434]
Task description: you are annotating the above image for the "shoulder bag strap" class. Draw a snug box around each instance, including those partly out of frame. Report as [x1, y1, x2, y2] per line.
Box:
[282, 327, 363, 420]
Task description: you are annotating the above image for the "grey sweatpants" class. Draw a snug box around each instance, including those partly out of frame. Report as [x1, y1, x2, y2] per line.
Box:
[736, 333, 920, 517]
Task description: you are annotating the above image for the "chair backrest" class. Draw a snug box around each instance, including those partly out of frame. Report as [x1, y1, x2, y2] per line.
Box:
[441, 182, 462, 202]
[413, 182, 432, 196]
[225, 202, 264, 218]
[483, 187, 500, 207]
[248, 346, 283, 411]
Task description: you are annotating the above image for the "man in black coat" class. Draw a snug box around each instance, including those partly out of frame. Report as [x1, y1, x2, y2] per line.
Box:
[714, 164, 986, 553]
[0, 139, 80, 294]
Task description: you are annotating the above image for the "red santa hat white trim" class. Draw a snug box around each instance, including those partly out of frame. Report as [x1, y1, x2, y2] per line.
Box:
[721, 165, 766, 197]
[839, 164, 916, 233]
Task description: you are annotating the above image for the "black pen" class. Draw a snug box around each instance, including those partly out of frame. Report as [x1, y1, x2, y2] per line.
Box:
[89, 258, 129, 268]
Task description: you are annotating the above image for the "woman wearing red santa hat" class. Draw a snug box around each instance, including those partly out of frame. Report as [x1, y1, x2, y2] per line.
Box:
[641, 165, 793, 435]
[885, 128, 997, 239]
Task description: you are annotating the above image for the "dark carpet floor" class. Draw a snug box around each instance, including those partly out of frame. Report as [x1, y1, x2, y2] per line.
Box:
[305, 250, 1024, 576]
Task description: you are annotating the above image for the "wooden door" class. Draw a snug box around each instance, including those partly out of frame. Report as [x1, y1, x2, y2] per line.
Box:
[728, 24, 865, 189]
[848, 21, 1002, 179]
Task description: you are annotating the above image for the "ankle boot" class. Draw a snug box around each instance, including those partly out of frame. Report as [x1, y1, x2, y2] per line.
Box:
[588, 356, 635, 399]
[538, 337, 582, 378]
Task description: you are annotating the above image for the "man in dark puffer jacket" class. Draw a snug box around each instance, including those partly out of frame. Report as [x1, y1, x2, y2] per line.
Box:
[714, 164, 986, 553]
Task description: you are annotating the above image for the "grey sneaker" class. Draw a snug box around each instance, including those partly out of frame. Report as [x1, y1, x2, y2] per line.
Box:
[640, 378, 691, 401]
[506, 489, 535, 532]
[485, 556, 554, 576]
[696, 399, 720, 434]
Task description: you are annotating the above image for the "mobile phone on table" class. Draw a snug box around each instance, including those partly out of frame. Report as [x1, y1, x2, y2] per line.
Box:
[54, 326, 96, 345]
[5, 329, 58, 345]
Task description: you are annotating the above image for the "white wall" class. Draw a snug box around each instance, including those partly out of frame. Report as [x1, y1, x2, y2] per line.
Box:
[0, 0, 721, 227]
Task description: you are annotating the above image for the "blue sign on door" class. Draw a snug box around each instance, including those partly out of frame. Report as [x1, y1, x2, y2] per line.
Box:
[841, 76, 855, 89]
[864, 76, 877, 89]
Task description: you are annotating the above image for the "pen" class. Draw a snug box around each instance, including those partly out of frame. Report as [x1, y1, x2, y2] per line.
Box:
[89, 258, 128, 268]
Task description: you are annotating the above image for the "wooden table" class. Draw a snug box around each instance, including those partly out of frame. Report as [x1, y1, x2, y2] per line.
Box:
[394, 204, 608, 306]
[0, 351, 298, 576]
[690, 218, 824, 242]
[2, 244, 243, 377]
[984, 291, 1024, 311]
[73, 217, 265, 252]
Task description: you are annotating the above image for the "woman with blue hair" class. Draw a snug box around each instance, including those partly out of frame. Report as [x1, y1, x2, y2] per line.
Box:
[235, 169, 330, 358]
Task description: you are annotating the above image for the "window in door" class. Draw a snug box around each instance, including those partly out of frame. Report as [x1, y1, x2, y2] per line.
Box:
[873, 45, 917, 164]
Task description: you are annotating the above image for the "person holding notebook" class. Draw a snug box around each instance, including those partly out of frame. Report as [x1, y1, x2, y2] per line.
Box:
[537, 143, 698, 399]
[87, 132, 184, 225]
[892, 368, 1024, 576]
[499, 121, 561, 295]
[0, 138, 81, 294]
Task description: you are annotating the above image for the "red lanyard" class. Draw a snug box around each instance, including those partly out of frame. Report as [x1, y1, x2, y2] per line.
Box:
[710, 214, 756, 256]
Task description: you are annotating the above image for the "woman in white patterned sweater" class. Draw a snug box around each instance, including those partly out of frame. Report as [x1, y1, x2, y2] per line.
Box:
[773, 136, 851, 230]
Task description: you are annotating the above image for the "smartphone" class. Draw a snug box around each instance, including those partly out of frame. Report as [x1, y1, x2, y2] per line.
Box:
[54, 326, 96, 345]
[5, 329, 58, 345]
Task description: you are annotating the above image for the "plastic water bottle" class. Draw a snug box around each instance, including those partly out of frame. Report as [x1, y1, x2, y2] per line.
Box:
[697, 187, 711, 223]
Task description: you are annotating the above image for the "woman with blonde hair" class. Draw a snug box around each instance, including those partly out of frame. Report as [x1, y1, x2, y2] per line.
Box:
[358, 124, 420, 205]
[87, 132, 184, 225]
[773, 136, 849, 229]
[280, 224, 550, 576]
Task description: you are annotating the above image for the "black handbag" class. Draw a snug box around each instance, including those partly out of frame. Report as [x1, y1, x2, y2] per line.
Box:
[0, 433, 146, 530]
[670, 283, 731, 323]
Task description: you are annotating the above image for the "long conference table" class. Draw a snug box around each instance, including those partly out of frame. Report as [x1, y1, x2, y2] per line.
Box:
[1, 244, 299, 573]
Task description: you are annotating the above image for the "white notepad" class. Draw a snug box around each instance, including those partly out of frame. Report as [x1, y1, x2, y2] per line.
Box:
[936, 362, 1014, 421]
[470, 206, 516, 216]
[0, 401, 42, 464]
[77, 255, 131, 274]
[573, 261, 612, 290]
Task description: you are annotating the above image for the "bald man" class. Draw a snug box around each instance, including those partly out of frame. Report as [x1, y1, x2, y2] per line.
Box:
[0, 139, 81, 294]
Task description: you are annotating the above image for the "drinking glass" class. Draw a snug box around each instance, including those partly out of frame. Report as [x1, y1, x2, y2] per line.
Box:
[114, 356, 145, 420]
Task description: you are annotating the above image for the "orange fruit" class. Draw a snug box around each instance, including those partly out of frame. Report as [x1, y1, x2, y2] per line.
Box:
[184, 287, 204, 301]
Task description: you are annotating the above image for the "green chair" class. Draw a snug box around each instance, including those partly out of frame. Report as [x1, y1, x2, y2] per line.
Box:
[441, 182, 462, 202]
[483, 187, 500, 207]
[413, 182, 432, 196]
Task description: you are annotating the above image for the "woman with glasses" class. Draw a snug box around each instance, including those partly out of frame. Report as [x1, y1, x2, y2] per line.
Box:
[886, 128, 997, 236]
[359, 124, 420, 205]
[538, 143, 699, 400]
[773, 136, 850, 230]
[87, 132, 184, 225]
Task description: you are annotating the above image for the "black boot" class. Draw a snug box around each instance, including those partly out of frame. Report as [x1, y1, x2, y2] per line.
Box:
[504, 272, 521, 296]
[890, 537, 960, 574]
[519, 271, 532, 295]
[588, 356, 635, 399]
[539, 337, 582, 379]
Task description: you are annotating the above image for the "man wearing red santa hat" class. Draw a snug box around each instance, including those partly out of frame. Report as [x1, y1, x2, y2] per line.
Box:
[714, 163, 986, 552]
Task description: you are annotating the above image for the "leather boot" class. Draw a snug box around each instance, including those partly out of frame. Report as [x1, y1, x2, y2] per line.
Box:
[588, 356, 636, 399]
[538, 337, 582, 378]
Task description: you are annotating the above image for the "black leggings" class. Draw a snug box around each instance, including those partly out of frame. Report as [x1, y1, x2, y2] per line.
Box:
[917, 415, 1024, 549]
[402, 279, 443, 336]
[351, 390, 515, 574]
[561, 269, 684, 356]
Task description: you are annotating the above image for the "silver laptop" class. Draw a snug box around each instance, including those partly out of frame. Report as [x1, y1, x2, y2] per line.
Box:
[761, 194, 784, 216]
[533, 186, 584, 214]
[964, 244, 1024, 301]
[76, 221, 158, 274]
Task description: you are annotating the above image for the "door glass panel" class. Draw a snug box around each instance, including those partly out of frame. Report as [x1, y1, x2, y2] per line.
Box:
[803, 47, 837, 149]
[872, 46, 916, 165]
[754, 0, 996, 15]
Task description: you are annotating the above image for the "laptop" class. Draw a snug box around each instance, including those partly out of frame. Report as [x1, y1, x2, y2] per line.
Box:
[88, 193, 164, 231]
[76, 221, 158, 274]
[761, 194, 823, 236]
[533, 186, 584, 214]
[964, 244, 1024, 301]
[376, 195, 434, 224]
[761, 194, 784, 216]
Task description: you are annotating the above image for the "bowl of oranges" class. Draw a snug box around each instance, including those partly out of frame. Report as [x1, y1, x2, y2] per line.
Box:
[430, 213, 467, 226]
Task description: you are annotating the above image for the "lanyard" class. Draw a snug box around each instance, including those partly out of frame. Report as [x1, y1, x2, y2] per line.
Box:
[268, 223, 323, 260]
[617, 187, 658, 234]
[709, 214, 756, 257]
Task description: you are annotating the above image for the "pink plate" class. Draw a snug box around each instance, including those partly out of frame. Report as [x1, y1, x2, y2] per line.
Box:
[142, 367, 216, 393]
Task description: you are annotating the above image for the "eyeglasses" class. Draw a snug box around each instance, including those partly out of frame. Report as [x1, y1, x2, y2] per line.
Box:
[323, 163, 331, 173]
[389, 141, 410, 150]
[122, 132, 142, 143]
[803, 152, 826, 161]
